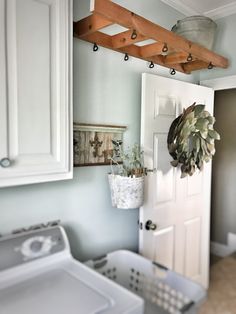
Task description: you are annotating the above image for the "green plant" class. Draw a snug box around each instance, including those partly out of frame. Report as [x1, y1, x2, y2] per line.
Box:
[110, 141, 145, 177]
[167, 103, 220, 178]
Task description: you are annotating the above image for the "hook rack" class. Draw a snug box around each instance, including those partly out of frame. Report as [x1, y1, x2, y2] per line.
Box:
[131, 29, 137, 40]
[93, 43, 99, 52]
[208, 62, 214, 69]
[74, 0, 229, 74]
[149, 61, 154, 69]
[124, 53, 129, 61]
[162, 43, 168, 53]
[187, 53, 193, 62]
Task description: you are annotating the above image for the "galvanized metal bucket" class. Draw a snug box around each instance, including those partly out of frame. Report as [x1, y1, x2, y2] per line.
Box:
[108, 174, 144, 209]
[172, 16, 217, 50]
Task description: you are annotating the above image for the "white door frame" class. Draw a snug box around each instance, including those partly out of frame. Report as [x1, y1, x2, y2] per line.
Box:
[201, 75, 236, 91]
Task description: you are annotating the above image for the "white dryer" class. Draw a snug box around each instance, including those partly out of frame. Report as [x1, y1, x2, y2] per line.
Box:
[0, 223, 144, 314]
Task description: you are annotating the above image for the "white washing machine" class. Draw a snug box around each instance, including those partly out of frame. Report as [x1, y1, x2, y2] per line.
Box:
[0, 223, 144, 314]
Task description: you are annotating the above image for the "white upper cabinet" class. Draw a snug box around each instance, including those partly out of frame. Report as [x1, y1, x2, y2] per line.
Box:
[0, 0, 72, 187]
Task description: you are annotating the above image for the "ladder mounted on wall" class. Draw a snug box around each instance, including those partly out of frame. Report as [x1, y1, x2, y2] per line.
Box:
[74, 0, 229, 74]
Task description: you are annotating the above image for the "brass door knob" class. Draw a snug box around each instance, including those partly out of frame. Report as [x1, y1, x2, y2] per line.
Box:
[145, 220, 157, 231]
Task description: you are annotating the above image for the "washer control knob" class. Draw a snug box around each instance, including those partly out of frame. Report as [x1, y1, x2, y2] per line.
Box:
[19, 236, 55, 260]
[30, 240, 43, 252]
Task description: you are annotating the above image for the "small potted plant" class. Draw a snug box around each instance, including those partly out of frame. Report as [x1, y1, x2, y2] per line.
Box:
[108, 141, 146, 209]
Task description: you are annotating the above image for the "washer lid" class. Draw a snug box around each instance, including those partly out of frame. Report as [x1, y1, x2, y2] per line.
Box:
[0, 269, 111, 314]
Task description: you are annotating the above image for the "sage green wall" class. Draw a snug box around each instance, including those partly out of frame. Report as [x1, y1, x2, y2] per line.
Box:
[211, 89, 236, 244]
[0, 0, 197, 262]
[200, 13, 236, 81]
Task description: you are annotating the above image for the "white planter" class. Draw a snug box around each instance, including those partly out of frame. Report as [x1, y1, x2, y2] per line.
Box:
[108, 174, 145, 209]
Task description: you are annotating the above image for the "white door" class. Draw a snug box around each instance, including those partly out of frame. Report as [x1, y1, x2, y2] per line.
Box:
[140, 73, 214, 288]
[0, 0, 72, 187]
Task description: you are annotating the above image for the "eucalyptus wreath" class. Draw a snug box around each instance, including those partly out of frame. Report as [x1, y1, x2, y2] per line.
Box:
[167, 103, 220, 178]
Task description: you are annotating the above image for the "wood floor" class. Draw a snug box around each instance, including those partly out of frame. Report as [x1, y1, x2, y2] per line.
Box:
[199, 254, 236, 314]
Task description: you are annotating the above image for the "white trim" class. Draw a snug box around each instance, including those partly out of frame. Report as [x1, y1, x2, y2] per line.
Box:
[210, 241, 232, 257]
[90, 0, 95, 12]
[159, 0, 199, 16]
[73, 123, 127, 133]
[160, 0, 236, 20]
[205, 2, 236, 20]
[200, 75, 236, 91]
[228, 232, 236, 248]
[211, 233, 236, 257]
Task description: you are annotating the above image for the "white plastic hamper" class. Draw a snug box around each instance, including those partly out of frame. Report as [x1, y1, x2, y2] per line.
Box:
[85, 250, 206, 314]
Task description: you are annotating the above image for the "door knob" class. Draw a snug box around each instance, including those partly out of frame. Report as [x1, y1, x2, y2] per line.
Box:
[0, 158, 11, 168]
[145, 220, 157, 231]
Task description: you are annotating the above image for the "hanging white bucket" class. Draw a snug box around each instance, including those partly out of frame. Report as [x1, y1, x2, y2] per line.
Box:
[108, 174, 144, 209]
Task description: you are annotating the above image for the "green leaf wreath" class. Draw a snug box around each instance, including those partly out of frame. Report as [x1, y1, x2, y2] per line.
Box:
[167, 103, 220, 178]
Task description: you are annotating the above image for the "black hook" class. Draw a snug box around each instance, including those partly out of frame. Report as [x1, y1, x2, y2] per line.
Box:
[170, 68, 176, 75]
[131, 29, 137, 40]
[124, 53, 129, 61]
[187, 53, 193, 62]
[149, 61, 154, 69]
[208, 62, 214, 69]
[162, 43, 168, 53]
[93, 43, 99, 52]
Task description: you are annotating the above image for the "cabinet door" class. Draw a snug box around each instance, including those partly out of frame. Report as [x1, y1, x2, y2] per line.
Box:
[0, 0, 72, 187]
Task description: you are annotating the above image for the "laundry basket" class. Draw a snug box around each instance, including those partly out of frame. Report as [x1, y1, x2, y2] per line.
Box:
[85, 250, 206, 314]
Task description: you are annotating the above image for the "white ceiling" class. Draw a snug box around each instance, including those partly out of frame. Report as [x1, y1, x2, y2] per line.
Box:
[160, 0, 236, 19]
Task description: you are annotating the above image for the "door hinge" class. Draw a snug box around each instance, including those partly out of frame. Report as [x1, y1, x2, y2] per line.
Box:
[138, 220, 143, 230]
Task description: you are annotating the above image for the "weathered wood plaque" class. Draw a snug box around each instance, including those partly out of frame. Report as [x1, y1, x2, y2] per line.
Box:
[73, 123, 126, 166]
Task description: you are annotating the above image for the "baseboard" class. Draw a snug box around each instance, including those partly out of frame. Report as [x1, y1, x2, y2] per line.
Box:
[228, 232, 236, 249]
[210, 233, 236, 257]
[210, 241, 231, 257]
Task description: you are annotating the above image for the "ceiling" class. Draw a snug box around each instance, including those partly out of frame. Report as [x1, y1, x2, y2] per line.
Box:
[160, 0, 236, 19]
